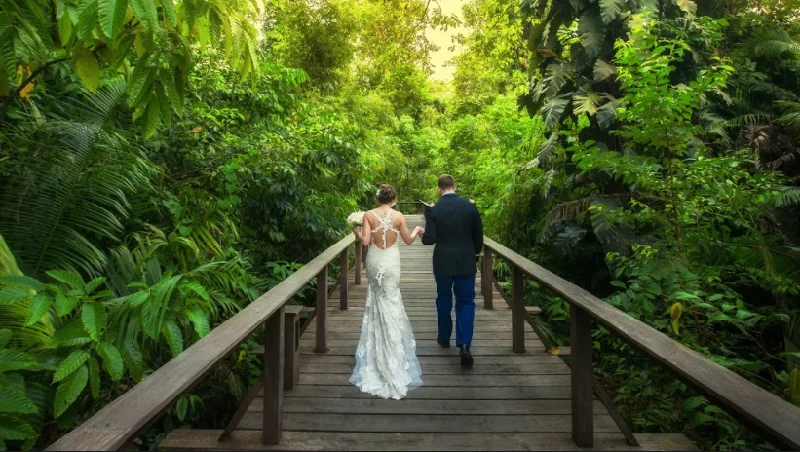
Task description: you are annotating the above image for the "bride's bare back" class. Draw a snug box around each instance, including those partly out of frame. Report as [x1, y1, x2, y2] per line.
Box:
[360, 208, 419, 250]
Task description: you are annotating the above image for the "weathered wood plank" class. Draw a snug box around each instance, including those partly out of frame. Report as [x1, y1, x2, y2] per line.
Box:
[238, 413, 621, 433]
[299, 346, 549, 356]
[485, 236, 800, 450]
[283, 385, 573, 400]
[253, 398, 606, 415]
[296, 363, 570, 375]
[297, 374, 569, 387]
[305, 339, 525, 347]
[161, 431, 695, 451]
[302, 331, 539, 340]
[293, 354, 564, 365]
[46, 235, 356, 452]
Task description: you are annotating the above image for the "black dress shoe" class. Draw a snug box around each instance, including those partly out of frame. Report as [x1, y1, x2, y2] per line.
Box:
[460, 346, 474, 367]
[437, 340, 450, 348]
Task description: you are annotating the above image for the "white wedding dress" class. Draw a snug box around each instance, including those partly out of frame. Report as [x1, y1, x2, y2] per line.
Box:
[349, 210, 423, 399]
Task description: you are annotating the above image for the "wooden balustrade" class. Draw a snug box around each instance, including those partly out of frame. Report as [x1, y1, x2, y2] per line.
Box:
[46, 234, 358, 451]
[481, 237, 800, 450]
[47, 226, 800, 451]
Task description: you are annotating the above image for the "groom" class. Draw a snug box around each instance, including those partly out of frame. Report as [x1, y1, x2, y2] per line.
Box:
[422, 174, 484, 367]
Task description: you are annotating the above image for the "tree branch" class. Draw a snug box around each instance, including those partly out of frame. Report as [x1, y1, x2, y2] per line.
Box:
[1, 57, 68, 121]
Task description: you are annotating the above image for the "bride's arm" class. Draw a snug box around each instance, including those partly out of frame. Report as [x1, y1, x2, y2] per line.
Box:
[354, 214, 372, 246]
[398, 214, 423, 245]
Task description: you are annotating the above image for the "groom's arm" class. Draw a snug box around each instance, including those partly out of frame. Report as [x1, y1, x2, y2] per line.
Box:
[421, 208, 436, 245]
[472, 207, 484, 255]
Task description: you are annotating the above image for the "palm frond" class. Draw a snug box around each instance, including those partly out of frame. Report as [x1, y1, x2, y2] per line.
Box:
[0, 79, 156, 278]
[743, 26, 800, 58]
[543, 197, 592, 231]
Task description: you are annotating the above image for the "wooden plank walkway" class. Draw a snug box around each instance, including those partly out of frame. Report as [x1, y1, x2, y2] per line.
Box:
[160, 216, 693, 451]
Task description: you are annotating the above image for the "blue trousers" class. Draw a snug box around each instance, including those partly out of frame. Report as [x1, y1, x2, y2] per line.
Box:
[435, 274, 476, 347]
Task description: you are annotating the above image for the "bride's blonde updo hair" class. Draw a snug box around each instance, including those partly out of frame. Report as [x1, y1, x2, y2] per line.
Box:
[376, 184, 397, 205]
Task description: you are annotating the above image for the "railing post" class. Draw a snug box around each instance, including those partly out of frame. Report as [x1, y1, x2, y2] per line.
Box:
[339, 250, 348, 310]
[262, 307, 285, 445]
[512, 265, 525, 354]
[284, 309, 299, 390]
[482, 248, 493, 310]
[315, 267, 328, 353]
[354, 242, 362, 285]
[570, 305, 593, 447]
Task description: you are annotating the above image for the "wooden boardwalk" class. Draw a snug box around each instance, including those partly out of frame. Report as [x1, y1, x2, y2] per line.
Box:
[160, 216, 693, 451]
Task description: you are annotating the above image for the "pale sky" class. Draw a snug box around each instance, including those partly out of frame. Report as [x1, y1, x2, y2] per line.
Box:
[426, 0, 469, 81]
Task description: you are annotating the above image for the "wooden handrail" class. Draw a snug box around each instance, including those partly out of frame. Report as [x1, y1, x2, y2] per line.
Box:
[483, 237, 800, 450]
[47, 234, 356, 451]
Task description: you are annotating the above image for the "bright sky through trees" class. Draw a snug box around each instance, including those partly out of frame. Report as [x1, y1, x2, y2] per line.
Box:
[426, 0, 468, 81]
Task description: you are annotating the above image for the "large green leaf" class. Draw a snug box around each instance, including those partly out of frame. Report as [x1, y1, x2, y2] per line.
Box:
[0, 386, 37, 414]
[46, 271, 85, 291]
[0, 288, 30, 306]
[573, 90, 603, 115]
[54, 364, 88, 418]
[48, 319, 91, 348]
[143, 94, 160, 138]
[56, 291, 79, 317]
[0, 26, 16, 83]
[81, 302, 107, 341]
[122, 339, 143, 381]
[98, 0, 128, 38]
[578, 11, 606, 59]
[0, 414, 36, 441]
[0, 275, 44, 291]
[185, 306, 210, 337]
[162, 320, 183, 356]
[159, 0, 176, 28]
[84, 277, 106, 294]
[593, 60, 617, 81]
[97, 341, 124, 381]
[25, 295, 51, 326]
[58, 12, 74, 44]
[72, 43, 100, 91]
[599, 0, 625, 23]
[0, 350, 37, 373]
[541, 95, 570, 130]
[130, 0, 159, 30]
[76, 0, 98, 41]
[53, 350, 90, 383]
[88, 356, 100, 398]
[675, 0, 696, 18]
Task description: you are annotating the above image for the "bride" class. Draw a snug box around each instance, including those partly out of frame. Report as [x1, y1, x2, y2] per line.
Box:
[349, 184, 425, 399]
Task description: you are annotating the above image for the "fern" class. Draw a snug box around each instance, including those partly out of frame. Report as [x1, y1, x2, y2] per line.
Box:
[53, 350, 91, 383]
[0, 350, 37, 373]
[0, 414, 37, 441]
[81, 302, 107, 341]
[0, 386, 37, 414]
[543, 197, 593, 230]
[96, 341, 124, 381]
[776, 187, 800, 208]
[24, 295, 51, 326]
[744, 26, 800, 58]
[0, 80, 155, 278]
[53, 364, 88, 418]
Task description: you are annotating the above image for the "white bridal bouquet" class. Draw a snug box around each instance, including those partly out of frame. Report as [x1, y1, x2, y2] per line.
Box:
[347, 211, 365, 229]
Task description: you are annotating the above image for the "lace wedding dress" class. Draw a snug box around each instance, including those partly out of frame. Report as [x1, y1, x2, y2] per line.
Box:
[349, 210, 423, 399]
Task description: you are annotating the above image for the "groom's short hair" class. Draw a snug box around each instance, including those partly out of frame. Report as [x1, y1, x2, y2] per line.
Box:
[438, 174, 455, 190]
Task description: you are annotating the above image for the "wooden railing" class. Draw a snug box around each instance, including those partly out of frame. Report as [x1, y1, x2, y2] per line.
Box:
[46, 235, 360, 451]
[480, 237, 800, 450]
